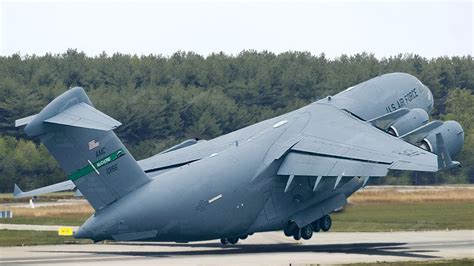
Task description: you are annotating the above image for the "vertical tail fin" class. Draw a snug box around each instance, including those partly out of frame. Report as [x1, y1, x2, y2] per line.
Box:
[16, 87, 151, 210]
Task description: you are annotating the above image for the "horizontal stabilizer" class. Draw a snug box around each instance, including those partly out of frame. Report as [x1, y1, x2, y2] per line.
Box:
[15, 114, 37, 127]
[13, 180, 76, 198]
[44, 102, 121, 131]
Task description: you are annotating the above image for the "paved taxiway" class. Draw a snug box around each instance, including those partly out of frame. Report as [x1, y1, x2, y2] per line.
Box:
[1, 230, 473, 265]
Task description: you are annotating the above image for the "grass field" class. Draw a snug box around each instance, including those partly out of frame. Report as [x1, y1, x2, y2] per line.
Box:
[332, 202, 474, 231]
[2, 203, 92, 226]
[0, 230, 91, 246]
[0, 192, 76, 203]
[349, 186, 474, 203]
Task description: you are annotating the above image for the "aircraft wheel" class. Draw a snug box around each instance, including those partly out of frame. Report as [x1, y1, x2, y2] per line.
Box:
[293, 228, 302, 240]
[320, 215, 332, 232]
[312, 220, 321, 232]
[284, 221, 298, 237]
[301, 225, 313, 240]
[228, 237, 239, 244]
[239, 235, 248, 240]
[220, 238, 229, 245]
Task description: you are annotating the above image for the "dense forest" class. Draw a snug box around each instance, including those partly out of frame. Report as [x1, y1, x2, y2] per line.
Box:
[0, 50, 473, 192]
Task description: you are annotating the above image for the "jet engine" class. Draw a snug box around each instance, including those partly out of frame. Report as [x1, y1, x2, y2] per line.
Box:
[387, 108, 429, 137]
[402, 120, 464, 158]
[419, 121, 464, 157]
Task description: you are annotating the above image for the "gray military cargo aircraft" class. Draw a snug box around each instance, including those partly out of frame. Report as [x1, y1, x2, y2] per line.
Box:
[15, 72, 464, 244]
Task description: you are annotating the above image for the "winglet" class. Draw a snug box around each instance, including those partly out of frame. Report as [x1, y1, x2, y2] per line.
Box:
[436, 133, 460, 170]
[74, 189, 83, 197]
[13, 184, 24, 197]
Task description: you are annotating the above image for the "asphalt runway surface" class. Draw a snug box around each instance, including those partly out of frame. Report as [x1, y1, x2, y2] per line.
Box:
[1, 230, 473, 265]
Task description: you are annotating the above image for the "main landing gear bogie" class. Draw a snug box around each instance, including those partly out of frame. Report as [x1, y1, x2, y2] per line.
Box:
[301, 224, 313, 240]
[284, 215, 332, 241]
[320, 214, 332, 232]
[220, 234, 249, 245]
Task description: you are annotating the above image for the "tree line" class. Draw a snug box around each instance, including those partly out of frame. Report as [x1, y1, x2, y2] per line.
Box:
[0, 50, 473, 192]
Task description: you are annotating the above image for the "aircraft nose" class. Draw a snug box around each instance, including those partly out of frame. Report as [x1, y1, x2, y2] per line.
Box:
[424, 84, 434, 114]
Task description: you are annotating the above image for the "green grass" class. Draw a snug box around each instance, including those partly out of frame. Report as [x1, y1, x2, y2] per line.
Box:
[0, 215, 89, 226]
[0, 230, 92, 246]
[332, 202, 474, 231]
[0, 192, 76, 203]
[348, 258, 474, 265]
[1, 202, 473, 230]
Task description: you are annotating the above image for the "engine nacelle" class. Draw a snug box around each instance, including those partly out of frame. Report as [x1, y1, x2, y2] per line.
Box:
[419, 121, 464, 157]
[387, 108, 429, 137]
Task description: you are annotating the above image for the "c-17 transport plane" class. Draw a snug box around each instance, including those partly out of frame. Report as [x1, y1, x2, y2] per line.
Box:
[14, 73, 464, 244]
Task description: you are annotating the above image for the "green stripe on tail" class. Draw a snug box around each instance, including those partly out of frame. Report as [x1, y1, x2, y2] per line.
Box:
[69, 149, 125, 181]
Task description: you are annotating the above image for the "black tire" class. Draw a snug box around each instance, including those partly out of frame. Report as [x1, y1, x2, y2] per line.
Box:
[220, 238, 228, 245]
[320, 215, 332, 232]
[239, 235, 248, 240]
[284, 221, 298, 237]
[301, 225, 313, 240]
[293, 228, 302, 240]
[228, 237, 239, 244]
[312, 220, 321, 232]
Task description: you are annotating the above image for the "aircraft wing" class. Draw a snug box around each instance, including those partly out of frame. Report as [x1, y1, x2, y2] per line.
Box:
[13, 180, 76, 198]
[277, 103, 439, 179]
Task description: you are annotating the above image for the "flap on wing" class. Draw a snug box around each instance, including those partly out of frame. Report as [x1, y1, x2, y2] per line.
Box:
[44, 102, 121, 131]
[278, 151, 390, 177]
[13, 180, 76, 198]
[291, 138, 393, 164]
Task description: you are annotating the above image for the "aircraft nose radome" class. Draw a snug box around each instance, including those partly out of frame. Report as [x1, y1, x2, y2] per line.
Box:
[424, 85, 434, 114]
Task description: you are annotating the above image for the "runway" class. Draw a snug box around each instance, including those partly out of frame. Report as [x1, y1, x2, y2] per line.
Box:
[0, 223, 79, 232]
[1, 230, 473, 265]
